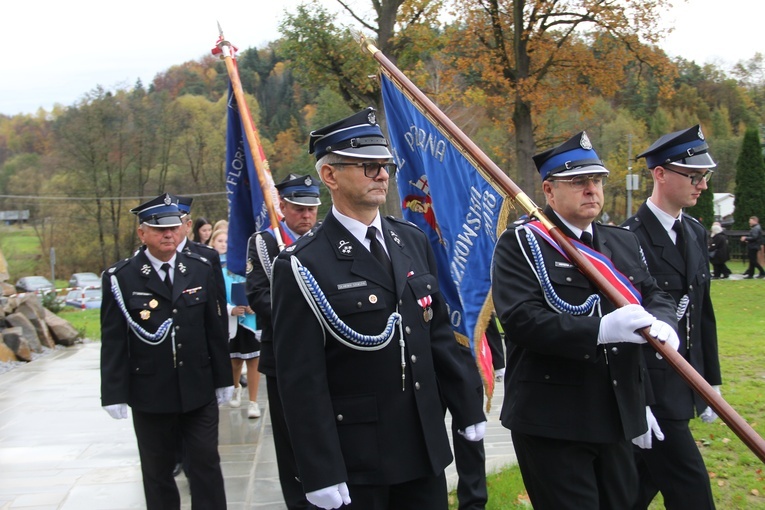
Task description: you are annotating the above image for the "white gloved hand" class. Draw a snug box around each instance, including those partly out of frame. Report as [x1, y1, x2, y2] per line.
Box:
[597, 304, 655, 345]
[458, 421, 487, 442]
[305, 482, 351, 509]
[632, 406, 664, 449]
[700, 385, 722, 423]
[215, 386, 235, 405]
[649, 320, 680, 351]
[103, 403, 128, 420]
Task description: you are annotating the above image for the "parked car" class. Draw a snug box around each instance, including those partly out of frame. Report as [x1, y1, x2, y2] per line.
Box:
[15, 276, 55, 294]
[64, 288, 102, 309]
[68, 272, 102, 289]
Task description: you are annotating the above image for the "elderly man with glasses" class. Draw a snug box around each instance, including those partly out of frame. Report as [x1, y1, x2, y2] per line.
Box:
[269, 108, 486, 510]
[623, 125, 722, 510]
[491, 131, 679, 510]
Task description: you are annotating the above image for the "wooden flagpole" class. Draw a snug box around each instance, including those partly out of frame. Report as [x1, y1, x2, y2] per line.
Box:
[215, 25, 285, 250]
[361, 37, 765, 463]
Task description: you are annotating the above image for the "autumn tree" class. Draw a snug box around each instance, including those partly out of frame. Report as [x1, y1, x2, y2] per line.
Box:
[446, 0, 676, 203]
[732, 127, 765, 229]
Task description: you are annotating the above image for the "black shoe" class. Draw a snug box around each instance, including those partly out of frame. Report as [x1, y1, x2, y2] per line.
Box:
[744, 275, 754, 279]
[758, 274, 765, 279]
[173, 462, 183, 477]
[721, 274, 729, 279]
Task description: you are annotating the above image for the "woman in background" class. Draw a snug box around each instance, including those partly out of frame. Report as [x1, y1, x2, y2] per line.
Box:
[192, 217, 213, 245]
[709, 221, 731, 279]
[210, 229, 262, 418]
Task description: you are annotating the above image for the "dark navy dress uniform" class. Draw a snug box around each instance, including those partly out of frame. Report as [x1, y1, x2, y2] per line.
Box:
[271, 211, 486, 507]
[623, 125, 722, 510]
[100, 196, 231, 510]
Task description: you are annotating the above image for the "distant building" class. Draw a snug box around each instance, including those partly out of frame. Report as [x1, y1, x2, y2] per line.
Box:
[713, 193, 734, 225]
[0, 210, 29, 225]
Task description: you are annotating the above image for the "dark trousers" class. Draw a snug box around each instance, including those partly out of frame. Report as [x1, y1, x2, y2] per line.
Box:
[452, 419, 487, 509]
[266, 374, 315, 510]
[132, 399, 226, 510]
[485, 314, 505, 371]
[344, 471, 447, 510]
[745, 248, 764, 276]
[511, 431, 637, 510]
[712, 262, 731, 278]
[633, 417, 716, 510]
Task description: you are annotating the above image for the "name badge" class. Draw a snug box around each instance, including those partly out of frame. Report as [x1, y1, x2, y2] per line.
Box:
[337, 280, 368, 290]
[554, 261, 575, 268]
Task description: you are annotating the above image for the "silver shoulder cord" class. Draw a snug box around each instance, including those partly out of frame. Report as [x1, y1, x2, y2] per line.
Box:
[110, 275, 178, 366]
[255, 233, 274, 282]
[288, 255, 408, 390]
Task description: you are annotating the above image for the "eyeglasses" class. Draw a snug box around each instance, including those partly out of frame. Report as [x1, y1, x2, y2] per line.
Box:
[331, 161, 398, 179]
[663, 166, 713, 186]
[550, 175, 607, 190]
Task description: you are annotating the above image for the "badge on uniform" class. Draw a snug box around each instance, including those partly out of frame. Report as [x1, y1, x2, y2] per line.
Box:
[418, 295, 433, 322]
[141, 264, 151, 275]
[140, 310, 151, 320]
[149, 299, 158, 309]
[178, 262, 187, 274]
[338, 239, 353, 256]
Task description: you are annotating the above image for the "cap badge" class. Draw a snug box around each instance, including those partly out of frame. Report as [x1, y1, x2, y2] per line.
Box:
[304, 176, 313, 187]
[163, 194, 172, 206]
[338, 239, 353, 256]
[698, 126, 705, 141]
[141, 264, 152, 275]
[367, 111, 377, 125]
[580, 132, 592, 150]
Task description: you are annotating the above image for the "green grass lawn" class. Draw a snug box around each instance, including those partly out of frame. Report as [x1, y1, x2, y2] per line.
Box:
[457, 265, 765, 509]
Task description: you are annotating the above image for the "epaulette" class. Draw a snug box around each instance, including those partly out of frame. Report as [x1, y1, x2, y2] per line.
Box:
[598, 221, 632, 231]
[106, 258, 130, 275]
[195, 242, 216, 252]
[682, 213, 702, 226]
[184, 250, 212, 266]
[282, 227, 319, 255]
[386, 215, 422, 233]
[620, 216, 639, 231]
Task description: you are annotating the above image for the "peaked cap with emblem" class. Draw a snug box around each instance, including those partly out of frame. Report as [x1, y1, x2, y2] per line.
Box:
[172, 195, 193, 216]
[130, 193, 183, 227]
[637, 124, 717, 169]
[275, 173, 322, 206]
[309, 107, 392, 161]
[533, 131, 609, 181]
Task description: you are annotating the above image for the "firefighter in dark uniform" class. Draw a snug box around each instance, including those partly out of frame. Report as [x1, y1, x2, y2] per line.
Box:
[623, 125, 722, 510]
[100, 194, 234, 510]
[491, 132, 680, 510]
[245, 173, 322, 510]
[270, 108, 486, 510]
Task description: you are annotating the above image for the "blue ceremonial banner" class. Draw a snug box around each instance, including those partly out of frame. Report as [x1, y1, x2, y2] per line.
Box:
[225, 83, 269, 276]
[381, 74, 507, 390]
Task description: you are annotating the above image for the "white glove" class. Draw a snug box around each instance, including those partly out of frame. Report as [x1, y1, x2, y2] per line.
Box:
[649, 320, 680, 351]
[632, 406, 664, 449]
[597, 304, 655, 345]
[700, 385, 722, 423]
[103, 403, 128, 420]
[458, 421, 487, 442]
[215, 386, 235, 405]
[306, 482, 351, 509]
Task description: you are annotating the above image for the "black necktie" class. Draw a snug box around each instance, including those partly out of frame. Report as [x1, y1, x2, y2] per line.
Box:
[366, 227, 393, 277]
[673, 220, 686, 259]
[161, 263, 173, 291]
[580, 231, 593, 248]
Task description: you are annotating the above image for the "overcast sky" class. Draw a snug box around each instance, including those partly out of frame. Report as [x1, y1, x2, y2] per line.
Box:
[1, 0, 761, 116]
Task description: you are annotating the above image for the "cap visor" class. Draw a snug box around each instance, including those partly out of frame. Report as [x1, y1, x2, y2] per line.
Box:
[284, 196, 321, 206]
[550, 165, 610, 178]
[332, 146, 393, 159]
[144, 214, 183, 227]
[669, 153, 717, 169]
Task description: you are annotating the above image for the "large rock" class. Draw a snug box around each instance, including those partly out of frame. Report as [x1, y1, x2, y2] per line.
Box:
[44, 310, 81, 347]
[0, 340, 17, 362]
[4, 312, 43, 353]
[2, 327, 32, 361]
[15, 296, 55, 348]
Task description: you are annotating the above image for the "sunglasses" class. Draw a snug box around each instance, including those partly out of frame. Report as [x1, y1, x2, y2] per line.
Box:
[331, 161, 398, 179]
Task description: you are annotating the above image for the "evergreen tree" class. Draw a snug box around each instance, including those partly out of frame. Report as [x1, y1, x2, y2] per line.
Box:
[733, 127, 765, 229]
